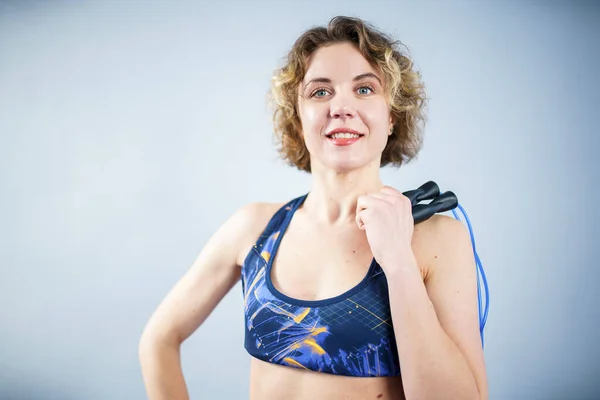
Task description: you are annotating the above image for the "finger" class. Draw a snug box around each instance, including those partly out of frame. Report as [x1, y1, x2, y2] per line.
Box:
[356, 216, 364, 230]
[364, 192, 410, 215]
[355, 209, 369, 230]
[379, 187, 411, 207]
[356, 194, 387, 213]
[367, 191, 397, 204]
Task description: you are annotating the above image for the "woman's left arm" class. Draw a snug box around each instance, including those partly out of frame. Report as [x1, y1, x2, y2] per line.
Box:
[384, 215, 489, 400]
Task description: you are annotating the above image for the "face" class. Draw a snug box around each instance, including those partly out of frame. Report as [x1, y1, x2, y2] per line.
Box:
[297, 42, 393, 173]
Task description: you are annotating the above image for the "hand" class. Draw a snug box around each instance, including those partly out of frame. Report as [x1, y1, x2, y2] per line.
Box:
[356, 186, 420, 274]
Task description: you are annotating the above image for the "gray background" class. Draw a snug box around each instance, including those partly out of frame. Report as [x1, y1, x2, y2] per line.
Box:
[1, 0, 598, 399]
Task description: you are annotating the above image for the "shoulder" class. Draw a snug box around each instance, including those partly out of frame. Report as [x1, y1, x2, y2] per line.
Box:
[416, 213, 469, 244]
[412, 214, 472, 279]
[231, 201, 288, 232]
[231, 201, 287, 266]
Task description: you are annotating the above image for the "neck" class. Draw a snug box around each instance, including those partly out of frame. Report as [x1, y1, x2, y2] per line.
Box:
[303, 163, 384, 226]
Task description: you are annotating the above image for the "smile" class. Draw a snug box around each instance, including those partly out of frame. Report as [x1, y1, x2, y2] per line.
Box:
[326, 132, 363, 139]
[325, 132, 364, 146]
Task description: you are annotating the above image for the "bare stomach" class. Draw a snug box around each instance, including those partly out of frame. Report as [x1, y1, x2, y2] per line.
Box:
[248, 357, 405, 400]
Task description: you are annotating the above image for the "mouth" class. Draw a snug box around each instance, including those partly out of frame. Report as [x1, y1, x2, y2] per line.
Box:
[325, 132, 365, 140]
[324, 131, 365, 146]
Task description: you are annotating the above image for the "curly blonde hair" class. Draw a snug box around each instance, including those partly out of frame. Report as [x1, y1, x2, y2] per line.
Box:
[269, 16, 428, 173]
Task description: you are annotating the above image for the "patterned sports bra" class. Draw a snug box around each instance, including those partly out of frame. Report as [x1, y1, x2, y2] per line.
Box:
[241, 194, 401, 377]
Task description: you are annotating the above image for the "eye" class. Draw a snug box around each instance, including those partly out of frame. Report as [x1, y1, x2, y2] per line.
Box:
[310, 88, 330, 98]
[357, 85, 374, 95]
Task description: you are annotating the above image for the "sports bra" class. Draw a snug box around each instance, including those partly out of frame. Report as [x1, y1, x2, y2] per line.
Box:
[241, 194, 401, 377]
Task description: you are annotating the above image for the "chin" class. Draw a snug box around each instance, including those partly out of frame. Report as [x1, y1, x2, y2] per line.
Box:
[325, 159, 368, 174]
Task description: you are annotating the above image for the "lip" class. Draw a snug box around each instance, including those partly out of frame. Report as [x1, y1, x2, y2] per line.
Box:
[325, 127, 365, 137]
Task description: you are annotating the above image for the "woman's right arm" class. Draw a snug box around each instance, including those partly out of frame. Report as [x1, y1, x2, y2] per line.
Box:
[138, 202, 267, 400]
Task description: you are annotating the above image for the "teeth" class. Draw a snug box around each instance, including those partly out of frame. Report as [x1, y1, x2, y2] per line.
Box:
[330, 132, 360, 139]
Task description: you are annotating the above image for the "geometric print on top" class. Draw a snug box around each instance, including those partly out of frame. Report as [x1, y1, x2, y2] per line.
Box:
[241, 194, 401, 377]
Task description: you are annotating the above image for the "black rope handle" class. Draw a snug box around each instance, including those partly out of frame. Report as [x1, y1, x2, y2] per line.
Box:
[403, 181, 458, 224]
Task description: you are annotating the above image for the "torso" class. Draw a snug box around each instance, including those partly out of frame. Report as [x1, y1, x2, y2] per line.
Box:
[249, 357, 404, 400]
[235, 198, 434, 400]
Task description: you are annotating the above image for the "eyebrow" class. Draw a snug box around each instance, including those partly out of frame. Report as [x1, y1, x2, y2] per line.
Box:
[303, 72, 383, 90]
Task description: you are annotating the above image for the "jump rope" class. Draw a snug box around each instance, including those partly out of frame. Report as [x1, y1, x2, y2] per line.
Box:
[403, 181, 489, 348]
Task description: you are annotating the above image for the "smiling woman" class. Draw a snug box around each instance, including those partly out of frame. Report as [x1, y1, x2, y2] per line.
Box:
[270, 18, 427, 174]
[139, 15, 488, 400]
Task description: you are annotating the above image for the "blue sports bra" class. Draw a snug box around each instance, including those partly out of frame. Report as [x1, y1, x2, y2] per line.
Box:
[241, 194, 401, 377]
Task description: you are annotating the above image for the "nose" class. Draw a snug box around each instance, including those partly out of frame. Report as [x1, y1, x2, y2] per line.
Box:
[330, 99, 357, 120]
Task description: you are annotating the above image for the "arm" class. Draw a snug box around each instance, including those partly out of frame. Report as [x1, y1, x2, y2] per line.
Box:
[138, 203, 265, 400]
[386, 215, 489, 400]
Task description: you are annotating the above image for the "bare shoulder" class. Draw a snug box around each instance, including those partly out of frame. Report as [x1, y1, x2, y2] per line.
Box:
[412, 214, 471, 278]
[414, 213, 468, 243]
[233, 201, 286, 266]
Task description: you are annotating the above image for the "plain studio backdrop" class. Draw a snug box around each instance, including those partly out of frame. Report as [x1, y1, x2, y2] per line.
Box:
[1, 0, 598, 399]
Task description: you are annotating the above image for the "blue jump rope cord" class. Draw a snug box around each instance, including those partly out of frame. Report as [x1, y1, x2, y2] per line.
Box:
[450, 202, 489, 348]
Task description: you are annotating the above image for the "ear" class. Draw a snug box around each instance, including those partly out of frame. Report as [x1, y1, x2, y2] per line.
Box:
[388, 115, 395, 136]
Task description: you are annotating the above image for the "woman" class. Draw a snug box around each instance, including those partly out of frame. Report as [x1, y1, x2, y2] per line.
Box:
[139, 16, 488, 400]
